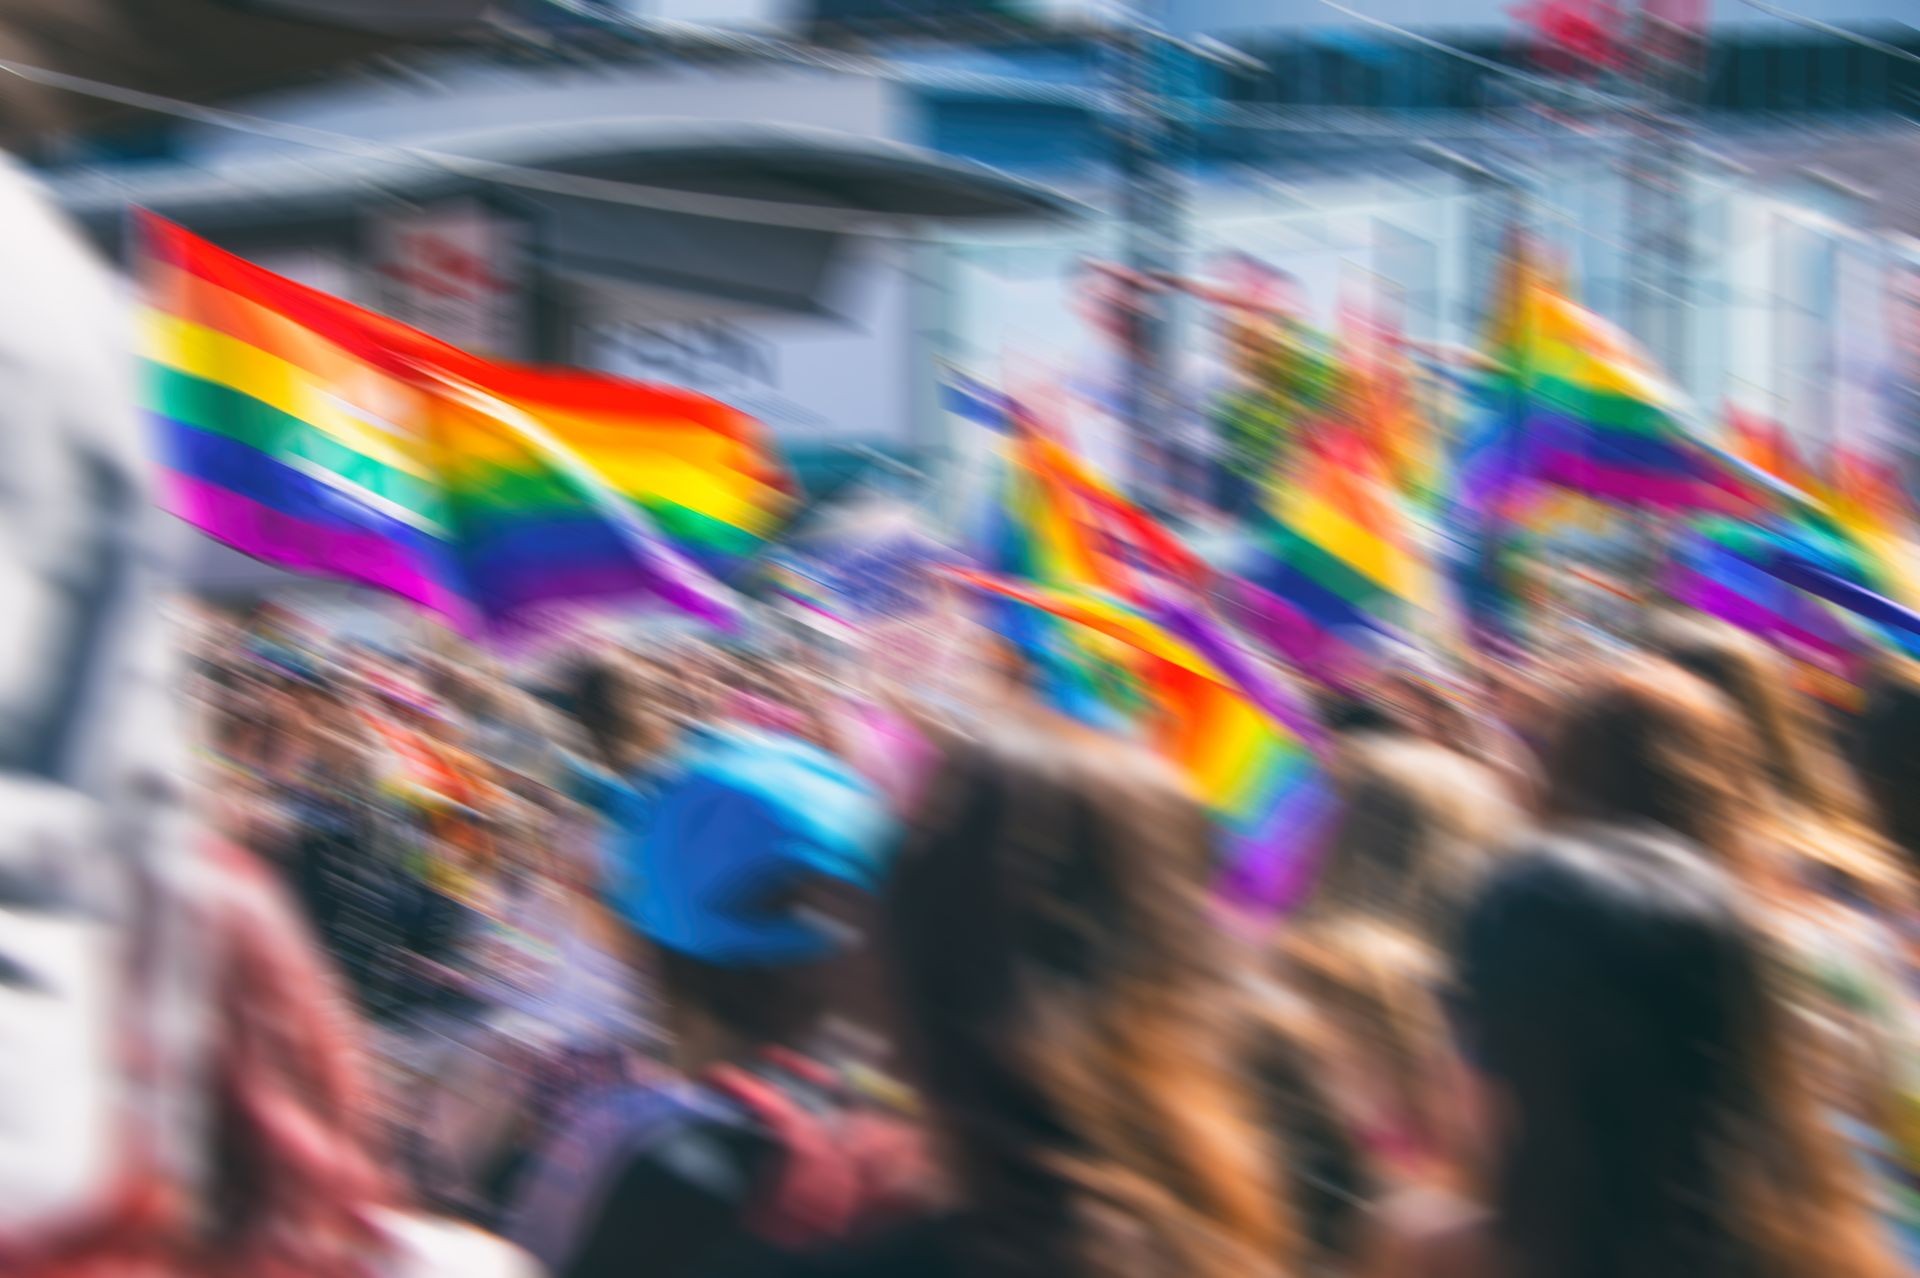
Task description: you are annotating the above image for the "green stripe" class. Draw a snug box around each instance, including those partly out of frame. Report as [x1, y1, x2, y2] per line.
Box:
[1259, 515, 1395, 611]
[150, 361, 775, 556]
[453, 457, 770, 555]
[1524, 373, 1675, 436]
[144, 363, 451, 525]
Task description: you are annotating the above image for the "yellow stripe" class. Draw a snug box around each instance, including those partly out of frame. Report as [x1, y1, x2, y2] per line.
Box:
[140, 310, 436, 480]
[1182, 688, 1262, 803]
[1285, 487, 1419, 597]
[467, 403, 784, 527]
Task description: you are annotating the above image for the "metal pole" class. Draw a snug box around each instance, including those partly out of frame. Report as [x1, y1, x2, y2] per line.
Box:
[1106, 3, 1187, 511]
[1622, 6, 1702, 385]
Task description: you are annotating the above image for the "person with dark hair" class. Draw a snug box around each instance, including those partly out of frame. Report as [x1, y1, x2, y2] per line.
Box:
[553, 651, 688, 927]
[761, 723, 1294, 1278]
[1855, 661, 1920, 876]
[1540, 652, 1920, 1226]
[1382, 827, 1896, 1278]
[505, 722, 927, 1278]
[1537, 655, 1772, 883]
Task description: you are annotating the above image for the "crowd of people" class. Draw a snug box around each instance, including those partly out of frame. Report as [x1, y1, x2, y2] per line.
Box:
[172, 592, 1920, 1278]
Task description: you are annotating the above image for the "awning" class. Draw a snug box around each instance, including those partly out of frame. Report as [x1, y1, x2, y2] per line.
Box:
[49, 119, 1085, 232]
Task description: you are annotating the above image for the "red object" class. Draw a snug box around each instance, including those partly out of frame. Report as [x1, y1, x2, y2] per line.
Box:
[1512, 0, 1626, 75]
[703, 1050, 932, 1252]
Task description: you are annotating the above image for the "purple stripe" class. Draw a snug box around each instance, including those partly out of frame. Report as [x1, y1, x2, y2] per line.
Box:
[1227, 580, 1382, 692]
[474, 545, 739, 633]
[165, 472, 477, 628]
[1151, 595, 1330, 755]
[1216, 776, 1337, 915]
[1532, 450, 1726, 511]
[1766, 551, 1920, 642]
[1671, 571, 1855, 671]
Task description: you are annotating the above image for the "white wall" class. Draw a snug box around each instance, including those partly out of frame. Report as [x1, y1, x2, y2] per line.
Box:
[575, 240, 918, 450]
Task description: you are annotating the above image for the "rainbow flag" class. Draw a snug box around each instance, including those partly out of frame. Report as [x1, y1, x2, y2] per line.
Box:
[1705, 415, 1920, 656]
[949, 368, 1211, 721]
[1666, 517, 1866, 699]
[1338, 299, 1441, 508]
[139, 214, 792, 635]
[1724, 406, 1825, 500]
[1448, 254, 1767, 644]
[950, 568, 1333, 912]
[1236, 403, 1435, 685]
[1455, 256, 1748, 518]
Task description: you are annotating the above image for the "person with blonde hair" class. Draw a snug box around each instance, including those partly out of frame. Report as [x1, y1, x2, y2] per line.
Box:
[760, 724, 1294, 1278]
[1275, 732, 1525, 1219]
[1305, 733, 1525, 937]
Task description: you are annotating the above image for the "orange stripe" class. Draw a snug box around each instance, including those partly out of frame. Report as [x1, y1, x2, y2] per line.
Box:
[146, 215, 783, 449]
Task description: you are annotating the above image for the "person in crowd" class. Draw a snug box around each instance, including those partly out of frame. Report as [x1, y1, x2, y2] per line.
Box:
[1851, 657, 1920, 877]
[1274, 917, 1463, 1215]
[1537, 655, 1772, 881]
[1538, 652, 1920, 1256]
[1302, 732, 1523, 937]
[1243, 994, 1375, 1277]
[505, 714, 926, 1278]
[1274, 732, 1523, 1212]
[555, 650, 690, 924]
[1382, 827, 1897, 1278]
[1649, 614, 1886, 856]
[763, 723, 1294, 1278]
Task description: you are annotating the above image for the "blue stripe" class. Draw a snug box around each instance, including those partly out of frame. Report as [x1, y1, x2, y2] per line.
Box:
[158, 417, 453, 562]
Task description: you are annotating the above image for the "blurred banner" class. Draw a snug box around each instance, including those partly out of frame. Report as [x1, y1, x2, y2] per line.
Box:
[374, 200, 526, 359]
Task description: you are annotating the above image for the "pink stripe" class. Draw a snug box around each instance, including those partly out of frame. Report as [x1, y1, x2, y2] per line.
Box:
[164, 472, 475, 629]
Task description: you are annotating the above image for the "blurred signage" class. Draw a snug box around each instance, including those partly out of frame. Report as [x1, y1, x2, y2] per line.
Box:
[578, 253, 913, 447]
[252, 248, 358, 303]
[373, 200, 523, 356]
[587, 319, 780, 393]
[583, 317, 839, 437]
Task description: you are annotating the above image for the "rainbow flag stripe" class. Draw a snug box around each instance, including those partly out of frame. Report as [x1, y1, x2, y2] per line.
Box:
[954, 368, 1211, 722]
[951, 569, 1333, 911]
[1667, 518, 1863, 681]
[1240, 416, 1431, 683]
[1457, 270, 1745, 517]
[139, 214, 791, 633]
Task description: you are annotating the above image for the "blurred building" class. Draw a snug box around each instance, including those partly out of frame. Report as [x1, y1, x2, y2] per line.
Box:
[30, 0, 1920, 592]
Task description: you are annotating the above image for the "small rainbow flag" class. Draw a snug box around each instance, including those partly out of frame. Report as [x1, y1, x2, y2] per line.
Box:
[1666, 517, 1866, 700]
[1338, 298, 1441, 508]
[140, 214, 792, 635]
[1449, 253, 1768, 644]
[1236, 406, 1435, 685]
[950, 568, 1333, 912]
[1452, 250, 1779, 527]
[1705, 414, 1920, 656]
[950, 368, 1211, 721]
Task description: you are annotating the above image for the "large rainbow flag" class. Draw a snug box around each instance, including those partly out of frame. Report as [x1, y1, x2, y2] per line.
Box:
[1454, 256, 1749, 520]
[140, 214, 793, 634]
[949, 568, 1333, 911]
